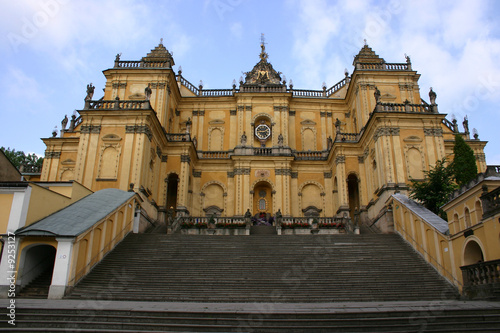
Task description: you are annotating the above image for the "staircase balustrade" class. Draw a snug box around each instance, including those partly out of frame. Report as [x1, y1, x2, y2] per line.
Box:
[461, 259, 500, 287]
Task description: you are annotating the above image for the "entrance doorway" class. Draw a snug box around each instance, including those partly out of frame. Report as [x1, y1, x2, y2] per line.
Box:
[166, 173, 179, 216]
[253, 181, 273, 217]
[347, 173, 360, 221]
[18, 244, 56, 297]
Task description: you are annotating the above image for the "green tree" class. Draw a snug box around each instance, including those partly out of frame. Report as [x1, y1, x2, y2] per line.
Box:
[410, 158, 457, 220]
[452, 134, 478, 187]
[1, 147, 43, 170]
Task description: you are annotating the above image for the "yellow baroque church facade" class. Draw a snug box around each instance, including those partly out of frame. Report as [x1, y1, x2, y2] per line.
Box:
[40, 41, 487, 226]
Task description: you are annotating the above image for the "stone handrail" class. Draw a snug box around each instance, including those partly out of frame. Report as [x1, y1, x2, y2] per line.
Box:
[336, 132, 358, 142]
[85, 100, 150, 110]
[177, 75, 199, 95]
[447, 165, 500, 204]
[74, 116, 82, 128]
[481, 184, 500, 219]
[254, 147, 273, 156]
[294, 150, 327, 160]
[20, 165, 42, 174]
[356, 62, 409, 70]
[199, 151, 231, 159]
[442, 118, 455, 132]
[200, 89, 234, 97]
[115, 60, 172, 68]
[376, 102, 431, 113]
[291, 89, 324, 97]
[461, 259, 500, 287]
[325, 77, 348, 96]
[165, 133, 191, 142]
[240, 85, 287, 93]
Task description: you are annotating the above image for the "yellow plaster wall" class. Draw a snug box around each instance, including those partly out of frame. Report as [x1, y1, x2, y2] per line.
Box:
[25, 184, 74, 226]
[0, 194, 14, 234]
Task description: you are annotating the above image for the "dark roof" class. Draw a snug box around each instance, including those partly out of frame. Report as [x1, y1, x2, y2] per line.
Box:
[16, 188, 136, 237]
[392, 193, 449, 234]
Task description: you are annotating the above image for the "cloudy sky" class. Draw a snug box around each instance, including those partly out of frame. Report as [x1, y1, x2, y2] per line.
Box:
[1, 0, 499, 164]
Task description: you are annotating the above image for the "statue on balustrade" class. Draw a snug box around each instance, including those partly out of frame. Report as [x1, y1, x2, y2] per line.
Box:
[61, 115, 68, 131]
[85, 83, 95, 101]
[429, 87, 437, 105]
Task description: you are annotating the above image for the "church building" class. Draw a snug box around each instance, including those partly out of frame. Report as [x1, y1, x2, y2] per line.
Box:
[2, 38, 498, 301]
[40, 39, 486, 226]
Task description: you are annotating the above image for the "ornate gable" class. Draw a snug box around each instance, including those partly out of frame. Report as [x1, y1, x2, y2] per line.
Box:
[353, 43, 385, 66]
[242, 38, 283, 86]
[142, 40, 175, 65]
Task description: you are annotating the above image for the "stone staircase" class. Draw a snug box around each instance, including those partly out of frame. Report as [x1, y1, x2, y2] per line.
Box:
[4, 233, 500, 332]
[66, 233, 459, 302]
[2, 300, 500, 332]
[17, 268, 53, 299]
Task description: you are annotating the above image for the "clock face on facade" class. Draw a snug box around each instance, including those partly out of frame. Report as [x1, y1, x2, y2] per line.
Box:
[255, 124, 271, 140]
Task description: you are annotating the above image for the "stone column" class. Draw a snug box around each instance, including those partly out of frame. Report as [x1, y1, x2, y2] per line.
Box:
[48, 238, 74, 299]
[229, 109, 237, 148]
[288, 110, 296, 149]
[176, 153, 191, 216]
[290, 171, 299, 216]
[335, 155, 349, 214]
[323, 171, 334, 216]
[320, 111, 327, 150]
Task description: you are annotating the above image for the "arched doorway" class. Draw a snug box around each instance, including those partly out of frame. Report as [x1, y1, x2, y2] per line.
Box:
[463, 240, 484, 266]
[253, 181, 273, 217]
[18, 244, 56, 297]
[347, 173, 360, 221]
[166, 173, 179, 217]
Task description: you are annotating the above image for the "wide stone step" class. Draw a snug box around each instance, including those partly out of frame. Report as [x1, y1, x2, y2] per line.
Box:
[2, 304, 500, 332]
[66, 233, 460, 302]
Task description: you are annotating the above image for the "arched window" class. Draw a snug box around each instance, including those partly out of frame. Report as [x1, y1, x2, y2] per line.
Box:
[259, 199, 266, 211]
[464, 208, 471, 229]
[474, 201, 482, 225]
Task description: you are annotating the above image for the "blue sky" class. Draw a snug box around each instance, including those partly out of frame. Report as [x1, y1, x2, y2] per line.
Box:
[1, 0, 500, 164]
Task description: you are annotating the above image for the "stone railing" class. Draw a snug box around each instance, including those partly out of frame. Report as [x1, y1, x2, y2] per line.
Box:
[85, 99, 150, 110]
[335, 132, 358, 142]
[165, 133, 191, 142]
[254, 147, 273, 156]
[461, 259, 500, 287]
[200, 89, 234, 97]
[447, 165, 500, 203]
[115, 60, 172, 68]
[461, 259, 500, 299]
[481, 184, 500, 219]
[294, 150, 328, 160]
[325, 77, 348, 96]
[291, 89, 324, 97]
[177, 75, 199, 95]
[19, 164, 42, 174]
[376, 102, 431, 113]
[442, 118, 456, 132]
[356, 62, 409, 71]
[175, 75, 350, 98]
[199, 151, 231, 159]
[240, 85, 287, 93]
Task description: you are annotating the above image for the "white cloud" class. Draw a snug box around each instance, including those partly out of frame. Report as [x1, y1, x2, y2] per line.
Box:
[230, 22, 243, 39]
[0, 67, 48, 113]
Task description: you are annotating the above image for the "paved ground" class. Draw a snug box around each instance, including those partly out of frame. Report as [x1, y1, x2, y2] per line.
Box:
[3, 299, 500, 314]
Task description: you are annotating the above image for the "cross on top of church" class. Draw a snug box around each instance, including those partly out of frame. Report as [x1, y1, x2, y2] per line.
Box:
[260, 33, 268, 61]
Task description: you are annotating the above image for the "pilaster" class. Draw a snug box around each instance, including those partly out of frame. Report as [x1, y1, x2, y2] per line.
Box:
[48, 238, 74, 299]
